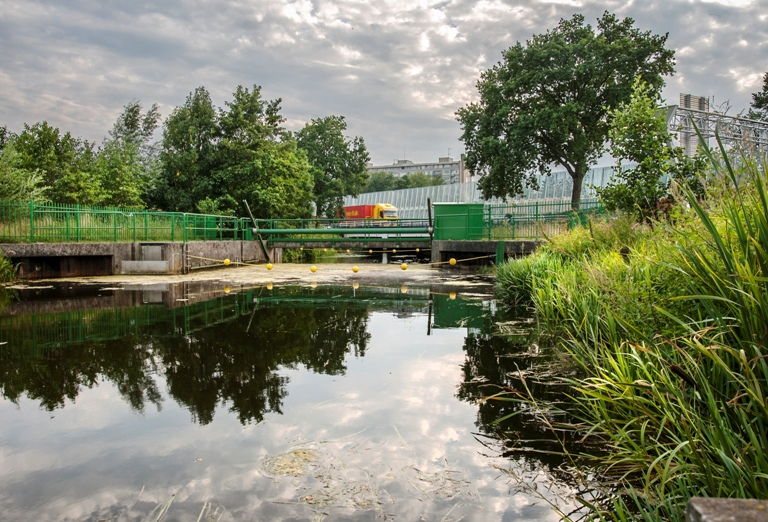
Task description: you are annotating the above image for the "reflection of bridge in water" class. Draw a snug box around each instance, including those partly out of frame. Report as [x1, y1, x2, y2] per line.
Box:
[0, 283, 491, 357]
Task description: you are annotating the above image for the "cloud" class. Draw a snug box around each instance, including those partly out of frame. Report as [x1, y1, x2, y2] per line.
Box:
[0, 0, 765, 165]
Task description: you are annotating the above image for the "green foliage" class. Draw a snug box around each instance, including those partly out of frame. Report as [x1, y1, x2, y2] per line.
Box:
[749, 71, 768, 121]
[496, 140, 768, 520]
[12, 121, 100, 204]
[154, 85, 313, 219]
[457, 11, 675, 208]
[295, 115, 370, 218]
[0, 254, 17, 283]
[0, 143, 47, 202]
[597, 80, 706, 221]
[361, 170, 444, 193]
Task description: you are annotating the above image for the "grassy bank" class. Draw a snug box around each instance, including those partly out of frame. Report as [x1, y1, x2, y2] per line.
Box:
[496, 146, 768, 521]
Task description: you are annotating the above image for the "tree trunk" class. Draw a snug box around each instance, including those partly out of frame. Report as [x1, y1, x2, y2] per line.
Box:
[570, 165, 586, 211]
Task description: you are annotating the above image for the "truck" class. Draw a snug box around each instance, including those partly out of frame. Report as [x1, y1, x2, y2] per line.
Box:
[343, 203, 398, 220]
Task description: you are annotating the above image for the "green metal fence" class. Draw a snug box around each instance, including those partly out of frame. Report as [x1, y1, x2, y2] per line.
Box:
[486, 198, 605, 239]
[0, 201, 247, 243]
[251, 216, 431, 246]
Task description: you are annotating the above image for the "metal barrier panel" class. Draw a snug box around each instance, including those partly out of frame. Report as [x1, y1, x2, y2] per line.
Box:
[0, 201, 243, 244]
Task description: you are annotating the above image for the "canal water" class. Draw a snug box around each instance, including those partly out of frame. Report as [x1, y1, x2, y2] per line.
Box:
[0, 281, 577, 521]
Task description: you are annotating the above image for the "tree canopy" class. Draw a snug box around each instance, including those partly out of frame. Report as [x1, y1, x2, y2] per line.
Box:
[295, 116, 369, 218]
[749, 72, 768, 121]
[596, 80, 705, 222]
[457, 11, 675, 208]
[361, 171, 444, 193]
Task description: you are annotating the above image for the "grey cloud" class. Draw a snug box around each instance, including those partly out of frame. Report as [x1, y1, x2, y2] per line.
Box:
[0, 0, 766, 164]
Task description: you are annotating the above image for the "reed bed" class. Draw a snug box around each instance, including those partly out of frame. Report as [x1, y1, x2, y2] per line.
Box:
[495, 138, 768, 521]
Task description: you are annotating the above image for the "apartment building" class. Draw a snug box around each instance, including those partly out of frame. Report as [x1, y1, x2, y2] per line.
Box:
[366, 156, 471, 184]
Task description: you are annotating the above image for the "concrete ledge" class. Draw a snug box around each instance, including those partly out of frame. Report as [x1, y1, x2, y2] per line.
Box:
[687, 497, 768, 522]
[121, 261, 170, 274]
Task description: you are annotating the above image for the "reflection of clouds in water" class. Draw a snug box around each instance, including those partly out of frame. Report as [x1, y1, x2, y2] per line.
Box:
[0, 311, 578, 521]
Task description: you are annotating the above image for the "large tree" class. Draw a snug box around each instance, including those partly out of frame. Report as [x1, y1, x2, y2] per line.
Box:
[295, 116, 369, 218]
[457, 12, 675, 208]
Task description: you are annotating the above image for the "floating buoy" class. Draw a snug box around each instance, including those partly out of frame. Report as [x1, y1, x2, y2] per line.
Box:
[223, 258, 231, 266]
[223, 286, 231, 293]
[266, 263, 273, 270]
[300, 247, 304, 251]
[310, 266, 317, 273]
[323, 248, 327, 252]
[392, 249, 397, 254]
[346, 249, 350, 254]
[449, 292, 457, 300]
[352, 282, 360, 290]
[266, 282, 273, 290]
[400, 263, 407, 271]
[416, 248, 420, 253]
[369, 249, 373, 254]
[400, 285, 408, 294]
[449, 258, 457, 266]
[352, 266, 359, 273]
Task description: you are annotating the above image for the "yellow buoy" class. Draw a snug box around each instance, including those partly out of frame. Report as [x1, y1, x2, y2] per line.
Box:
[346, 249, 350, 254]
[266, 263, 273, 270]
[400, 263, 407, 270]
[300, 247, 304, 251]
[352, 282, 359, 290]
[392, 249, 397, 254]
[416, 248, 420, 253]
[449, 258, 457, 266]
[369, 249, 373, 254]
[223, 286, 231, 293]
[352, 266, 359, 273]
[310, 266, 317, 273]
[266, 282, 273, 290]
[223, 258, 231, 266]
[449, 292, 457, 300]
[323, 248, 327, 252]
[400, 285, 408, 294]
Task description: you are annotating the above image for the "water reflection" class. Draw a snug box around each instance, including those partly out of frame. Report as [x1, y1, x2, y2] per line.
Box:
[0, 282, 576, 521]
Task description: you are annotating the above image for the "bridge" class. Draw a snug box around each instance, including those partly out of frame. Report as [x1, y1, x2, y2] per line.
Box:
[0, 198, 602, 279]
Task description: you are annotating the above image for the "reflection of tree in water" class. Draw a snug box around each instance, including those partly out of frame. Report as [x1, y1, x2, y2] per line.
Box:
[455, 305, 570, 470]
[0, 305, 369, 426]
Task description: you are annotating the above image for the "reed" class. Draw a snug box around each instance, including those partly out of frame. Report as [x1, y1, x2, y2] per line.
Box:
[495, 137, 768, 521]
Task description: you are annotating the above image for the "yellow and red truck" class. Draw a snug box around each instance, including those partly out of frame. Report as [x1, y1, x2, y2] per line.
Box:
[343, 203, 398, 220]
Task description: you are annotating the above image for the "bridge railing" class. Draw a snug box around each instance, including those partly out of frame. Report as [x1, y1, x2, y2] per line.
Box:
[249, 216, 431, 245]
[486, 198, 605, 239]
[0, 201, 247, 243]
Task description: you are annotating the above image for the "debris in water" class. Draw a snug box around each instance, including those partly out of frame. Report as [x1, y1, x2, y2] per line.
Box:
[262, 449, 320, 476]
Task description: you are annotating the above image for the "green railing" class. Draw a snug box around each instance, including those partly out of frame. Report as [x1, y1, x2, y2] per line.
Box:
[0, 201, 247, 243]
[486, 198, 605, 239]
[251, 216, 431, 245]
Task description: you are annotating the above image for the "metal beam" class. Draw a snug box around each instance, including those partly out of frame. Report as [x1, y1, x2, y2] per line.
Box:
[667, 105, 768, 156]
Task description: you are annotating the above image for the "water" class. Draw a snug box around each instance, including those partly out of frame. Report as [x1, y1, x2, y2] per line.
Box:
[0, 281, 577, 521]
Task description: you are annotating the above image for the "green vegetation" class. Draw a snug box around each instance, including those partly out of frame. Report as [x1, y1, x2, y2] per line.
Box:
[1, 88, 369, 221]
[749, 72, 768, 121]
[362, 171, 444, 193]
[295, 115, 370, 218]
[457, 11, 675, 207]
[496, 141, 768, 520]
[0, 254, 16, 283]
[282, 247, 337, 263]
[597, 80, 706, 222]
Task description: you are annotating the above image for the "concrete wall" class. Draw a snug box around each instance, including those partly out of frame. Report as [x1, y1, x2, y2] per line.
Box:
[430, 240, 539, 264]
[0, 241, 274, 279]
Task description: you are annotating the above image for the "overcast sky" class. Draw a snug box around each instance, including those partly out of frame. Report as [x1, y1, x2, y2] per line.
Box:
[1, 0, 766, 166]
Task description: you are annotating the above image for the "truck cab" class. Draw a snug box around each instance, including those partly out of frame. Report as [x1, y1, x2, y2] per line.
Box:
[373, 203, 398, 220]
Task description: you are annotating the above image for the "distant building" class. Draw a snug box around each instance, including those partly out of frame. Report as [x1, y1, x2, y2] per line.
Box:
[366, 156, 471, 184]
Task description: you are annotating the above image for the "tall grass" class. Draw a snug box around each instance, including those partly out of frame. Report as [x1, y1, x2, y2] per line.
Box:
[0, 254, 16, 283]
[495, 139, 768, 521]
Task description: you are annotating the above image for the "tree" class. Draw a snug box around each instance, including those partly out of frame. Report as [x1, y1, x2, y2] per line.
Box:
[596, 80, 705, 222]
[363, 171, 397, 193]
[457, 12, 675, 208]
[12, 122, 102, 204]
[0, 143, 47, 202]
[396, 172, 445, 189]
[749, 72, 768, 121]
[295, 116, 369, 218]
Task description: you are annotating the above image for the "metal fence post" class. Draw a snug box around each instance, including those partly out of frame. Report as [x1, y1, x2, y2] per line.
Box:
[183, 214, 188, 243]
[133, 213, 137, 242]
[29, 201, 34, 243]
[113, 212, 118, 242]
[75, 204, 81, 242]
